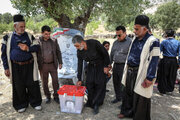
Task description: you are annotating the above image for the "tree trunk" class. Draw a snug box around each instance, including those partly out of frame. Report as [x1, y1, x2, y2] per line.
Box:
[54, 14, 89, 35]
[41, 0, 97, 34]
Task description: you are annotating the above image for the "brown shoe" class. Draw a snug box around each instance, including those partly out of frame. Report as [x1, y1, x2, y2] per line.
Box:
[117, 114, 125, 119]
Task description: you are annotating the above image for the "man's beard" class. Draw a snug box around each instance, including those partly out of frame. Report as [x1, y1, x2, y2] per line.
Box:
[79, 44, 84, 51]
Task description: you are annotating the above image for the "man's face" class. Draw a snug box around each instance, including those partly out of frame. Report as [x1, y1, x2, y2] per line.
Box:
[42, 31, 51, 41]
[116, 30, 126, 41]
[133, 24, 147, 38]
[14, 22, 25, 35]
[104, 43, 110, 51]
[74, 42, 84, 50]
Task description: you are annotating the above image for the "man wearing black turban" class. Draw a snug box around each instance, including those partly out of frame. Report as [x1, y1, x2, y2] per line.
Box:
[118, 15, 160, 120]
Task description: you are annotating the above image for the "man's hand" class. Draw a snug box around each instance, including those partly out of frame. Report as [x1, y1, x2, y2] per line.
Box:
[4, 69, 10, 77]
[104, 67, 109, 74]
[59, 64, 62, 69]
[141, 79, 153, 88]
[107, 72, 111, 78]
[108, 65, 112, 71]
[76, 81, 82, 86]
[18, 43, 29, 51]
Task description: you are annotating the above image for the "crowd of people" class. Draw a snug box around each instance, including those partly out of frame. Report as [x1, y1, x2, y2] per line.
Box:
[1, 14, 180, 120]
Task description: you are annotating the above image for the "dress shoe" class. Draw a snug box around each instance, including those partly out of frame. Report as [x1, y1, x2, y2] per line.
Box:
[54, 97, 60, 104]
[34, 106, 42, 111]
[111, 99, 120, 104]
[93, 105, 99, 115]
[45, 98, 51, 104]
[84, 103, 91, 108]
[17, 108, 26, 113]
[159, 91, 166, 96]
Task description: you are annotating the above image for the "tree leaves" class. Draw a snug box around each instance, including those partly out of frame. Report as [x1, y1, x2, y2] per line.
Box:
[154, 1, 180, 31]
[10, 0, 148, 32]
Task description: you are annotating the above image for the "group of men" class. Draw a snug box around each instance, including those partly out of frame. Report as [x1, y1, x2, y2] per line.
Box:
[72, 14, 160, 120]
[1, 13, 179, 120]
[1, 14, 62, 113]
[73, 14, 179, 120]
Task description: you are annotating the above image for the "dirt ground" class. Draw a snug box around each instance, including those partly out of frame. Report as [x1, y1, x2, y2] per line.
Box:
[0, 62, 180, 120]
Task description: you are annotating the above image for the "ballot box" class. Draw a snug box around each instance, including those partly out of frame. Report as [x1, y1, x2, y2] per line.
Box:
[58, 85, 86, 114]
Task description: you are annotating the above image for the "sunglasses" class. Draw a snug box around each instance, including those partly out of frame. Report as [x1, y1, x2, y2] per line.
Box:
[114, 34, 121, 38]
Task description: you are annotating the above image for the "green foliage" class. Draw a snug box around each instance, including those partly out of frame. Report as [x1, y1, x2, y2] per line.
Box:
[103, 0, 149, 31]
[85, 21, 100, 35]
[0, 13, 13, 24]
[26, 18, 40, 33]
[10, 0, 149, 32]
[40, 18, 58, 30]
[10, 0, 93, 20]
[0, 15, 13, 33]
[0, 14, 2, 23]
[32, 14, 47, 22]
[127, 21, 134, 32]
[0, 23, 8, 34]
[154, 1, 180, 31]
[7, 22, 14, 31]
[147, 14, 157, 30]
[0, 13, 58, 34]
[26, 16, 58, 34]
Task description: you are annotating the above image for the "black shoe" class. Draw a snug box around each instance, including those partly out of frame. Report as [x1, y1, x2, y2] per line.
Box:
[54, 98, 59, 104]
[159, 91, 166, 96]
[111, 99, 120, 104]
[84, 103, 91, 108]
[45, 98, 51, 104]
[93, 105, 99, 115]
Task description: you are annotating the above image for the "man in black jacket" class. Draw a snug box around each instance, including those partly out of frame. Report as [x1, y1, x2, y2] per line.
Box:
[72, 35, 110, 115]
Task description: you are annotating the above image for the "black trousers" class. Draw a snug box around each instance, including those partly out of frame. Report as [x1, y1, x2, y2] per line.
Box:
[120, 67, 138, 117]
[120, 67, 151, 120]
[12, 62, 42, 110]
[86, 63, 106, 107]
[112, 63, 125, 100]
[133, 93, 151, 120]
[157, 57, 178, 93]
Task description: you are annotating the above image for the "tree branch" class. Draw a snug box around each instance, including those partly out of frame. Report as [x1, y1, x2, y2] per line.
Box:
[73, 0, 99, 33]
